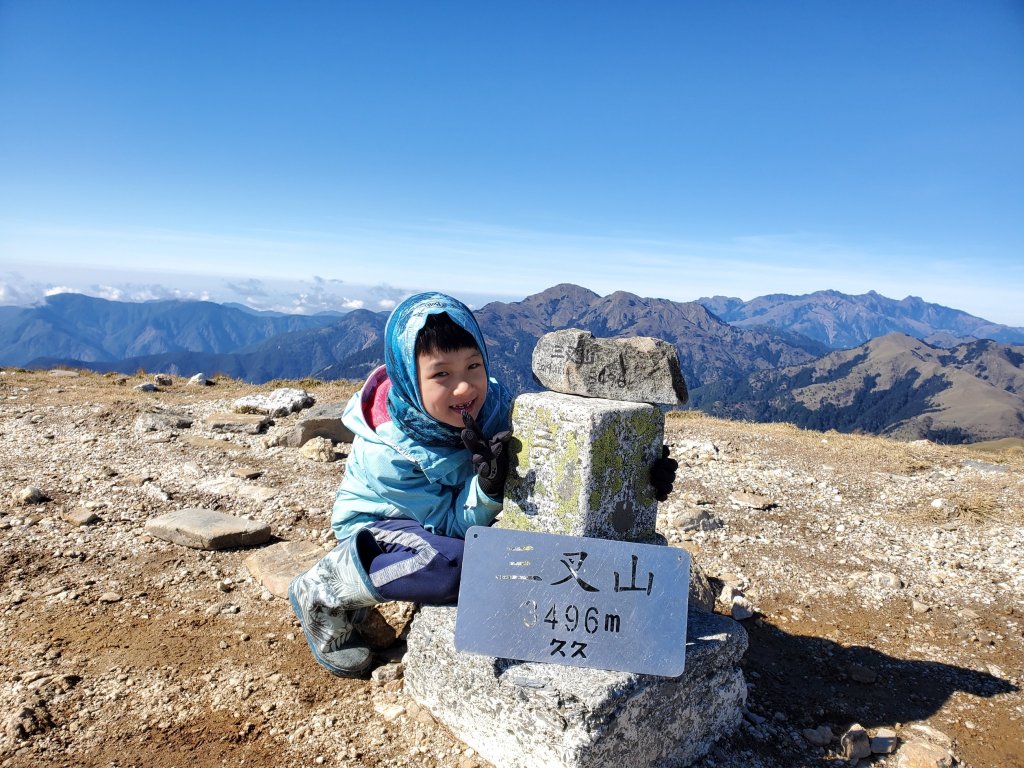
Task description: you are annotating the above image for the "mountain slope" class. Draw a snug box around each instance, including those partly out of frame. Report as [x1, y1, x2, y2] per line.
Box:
[702, 333, 1024, 442]
[698, 289, 1024, 349]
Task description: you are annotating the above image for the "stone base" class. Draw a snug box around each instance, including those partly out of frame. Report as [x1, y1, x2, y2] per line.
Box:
[404, 606, 747, 768]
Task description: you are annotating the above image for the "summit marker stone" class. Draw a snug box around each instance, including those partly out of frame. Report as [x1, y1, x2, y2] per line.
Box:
[532, 329, 688, 404]
[501, 391, 662, 541]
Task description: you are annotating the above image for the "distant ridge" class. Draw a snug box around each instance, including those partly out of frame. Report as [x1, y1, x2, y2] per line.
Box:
[10, 285, 1024, 442]
[698, 289, 1024, 349]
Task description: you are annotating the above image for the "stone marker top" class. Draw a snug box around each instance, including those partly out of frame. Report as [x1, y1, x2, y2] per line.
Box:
[532, 329, 688, 405]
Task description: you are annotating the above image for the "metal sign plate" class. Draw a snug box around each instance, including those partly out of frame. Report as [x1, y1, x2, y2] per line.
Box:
[455, 526, 690, 677]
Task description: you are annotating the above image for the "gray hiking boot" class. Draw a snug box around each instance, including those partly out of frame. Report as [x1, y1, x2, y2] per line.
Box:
[288, 529, 383, 678]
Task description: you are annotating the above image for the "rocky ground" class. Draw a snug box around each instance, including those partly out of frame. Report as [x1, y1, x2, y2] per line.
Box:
[0, 369, 1021, 768]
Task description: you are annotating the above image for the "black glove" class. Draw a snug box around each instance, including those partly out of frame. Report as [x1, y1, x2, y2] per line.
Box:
[650, 444, 678, 502]
[461, 411, 513, 499]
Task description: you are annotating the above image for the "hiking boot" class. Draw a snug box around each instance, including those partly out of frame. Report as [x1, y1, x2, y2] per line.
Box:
[288, 575, 372, 677]
[287, 529, 383, 678]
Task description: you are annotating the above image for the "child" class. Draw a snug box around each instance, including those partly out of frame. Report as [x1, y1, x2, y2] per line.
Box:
[289, 292, 514, 677]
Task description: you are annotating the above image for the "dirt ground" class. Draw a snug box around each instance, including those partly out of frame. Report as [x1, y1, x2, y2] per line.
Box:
[0, 369, 1021, 768]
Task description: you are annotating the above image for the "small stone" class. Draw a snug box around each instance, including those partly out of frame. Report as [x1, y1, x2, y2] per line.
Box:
[134, 382, 157, 392]
[97, 592, 122, 603]
[373, 703, 406, 722]
[153, 374, 173, 386]
[188, 373, 211, 387]
[371, 663, 404, 685]
[728, 491, 774, 510]
[897, 740, 953, 768]
[802, 725, 834, 747]
[871, 727, 898, 754]
[912, 600, 931, 614]
[730, 596, 755, 620]
[13, 486, 49, 506]
[229, 467, 263, 480]
[300, 436, 337, 463]
[869, 571, 904, 589]
[848, 663, 877, 684]
[841, 723, 871, 760]
[63, 507, 101, 526]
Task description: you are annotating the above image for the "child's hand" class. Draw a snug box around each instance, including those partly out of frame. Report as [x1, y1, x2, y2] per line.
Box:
[460, 412, 513, 499]
[650, 445, 678, 502]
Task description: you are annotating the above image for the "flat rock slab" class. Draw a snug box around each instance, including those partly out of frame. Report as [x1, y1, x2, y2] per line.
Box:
[533, 329, 688, 404]
[404, 606, 747, 768]
[133, 409, 193, 434]
[231, 388, 314, 418]
[145, 508, 271, 550]
[197, 476, 279, 503]
[182, 435, 247, 452]
[204, 412, 271, 434]
[243, 539, 324, 598]
[285, 402, 355, 447]
[501, 392, 663, 541]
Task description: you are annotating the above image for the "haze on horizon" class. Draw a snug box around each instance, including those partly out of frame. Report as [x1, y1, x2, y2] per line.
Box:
[1, 2, 1022, 324]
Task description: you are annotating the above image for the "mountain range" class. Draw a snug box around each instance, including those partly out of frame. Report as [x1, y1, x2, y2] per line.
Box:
[6, 285, 1024, 443]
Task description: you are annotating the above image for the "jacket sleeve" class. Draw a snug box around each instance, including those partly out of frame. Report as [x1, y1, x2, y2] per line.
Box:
[370, 453, 503, 539]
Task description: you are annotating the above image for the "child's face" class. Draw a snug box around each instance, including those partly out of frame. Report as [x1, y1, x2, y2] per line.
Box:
[416, 346, 488, 429]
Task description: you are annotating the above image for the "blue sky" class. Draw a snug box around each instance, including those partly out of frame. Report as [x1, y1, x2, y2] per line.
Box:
[2, 1, 1023, 323]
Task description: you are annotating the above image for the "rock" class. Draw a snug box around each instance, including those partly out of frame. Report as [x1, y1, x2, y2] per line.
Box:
[912, 600, 931, 614]
[62, 507, 101, 526]
[134, 382, 157, 392]
[871, 727, 898, 754]
[203, 412, 271, 434]
[282, 402, 355, 447]
[48, 369, 79, 378]
[357, 602, 418, 649]
[300, 436, 337, 462]
[404, 606, 747, 768]
[144, 508, 271, 550]
[243, 540, 325, 598]
[688, 559, 717, 612]
[532, 329, 688, 404]
[153, 374, 173, 386]
[373, 703, 406, 722]
[13, 486, 49, 505]
[231, 388, 314, 417]
[848, 662, 877, 684]
[98, 592, 122, 603]
[727, 491, 774, 510]
[869, 571, 904, 589]
[133, 409, 193, 434]
[371, 663, 404, 685]
[196, 476, 279, 503]
[897, 740, 953, 768]
[730, 596, 755, 620]
[907, 724, 952, 748]
[802, 725, 834, 746]
[187, 373, 211, 386]
[841, 723, 872, 760]
[182, 435, 247, 452]
[676, 509, 724, 532]
[500, 392, 664, 541]
[229, 466, 263, 480]
[5, 698, 53, 742]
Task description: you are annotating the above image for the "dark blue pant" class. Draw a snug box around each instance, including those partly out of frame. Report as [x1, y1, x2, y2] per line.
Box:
[363, 519, 465, 605]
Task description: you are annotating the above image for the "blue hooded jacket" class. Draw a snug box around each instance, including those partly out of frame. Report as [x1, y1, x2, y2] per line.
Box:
[331, 293, 512, 540]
